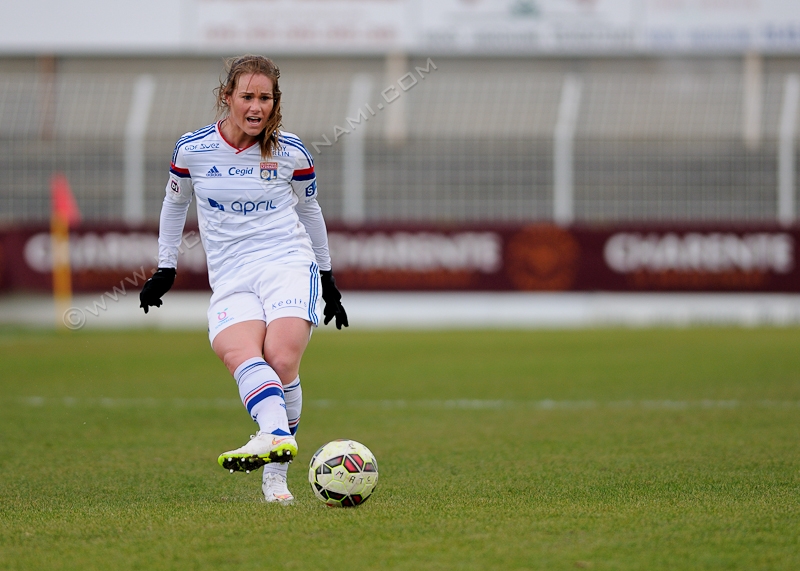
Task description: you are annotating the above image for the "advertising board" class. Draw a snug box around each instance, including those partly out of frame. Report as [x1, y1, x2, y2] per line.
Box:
[2, 224, 797, 293]
[414, 0, 800, 54]
[1, 0, 799, 55]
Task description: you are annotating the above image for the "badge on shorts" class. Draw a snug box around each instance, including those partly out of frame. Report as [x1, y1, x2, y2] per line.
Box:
[260, 162, 278, 181]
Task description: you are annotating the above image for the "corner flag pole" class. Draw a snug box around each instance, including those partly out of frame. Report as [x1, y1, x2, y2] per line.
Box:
[50, 173, 80, 329]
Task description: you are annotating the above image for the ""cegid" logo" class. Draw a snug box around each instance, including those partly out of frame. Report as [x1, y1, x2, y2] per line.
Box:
[228, 167, 254, 176]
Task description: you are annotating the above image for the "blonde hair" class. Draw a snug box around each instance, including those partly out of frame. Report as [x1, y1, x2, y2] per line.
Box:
[215, 55, 283, 158]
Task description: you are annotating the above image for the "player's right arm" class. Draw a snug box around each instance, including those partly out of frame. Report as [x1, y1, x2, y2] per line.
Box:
[140, 137, 195, 314]
[157, 144, 195, 270]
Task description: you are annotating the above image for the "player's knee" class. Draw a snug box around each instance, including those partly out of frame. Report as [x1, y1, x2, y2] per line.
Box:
[216, 347, 258, 376]
[267, 354, 301, 384]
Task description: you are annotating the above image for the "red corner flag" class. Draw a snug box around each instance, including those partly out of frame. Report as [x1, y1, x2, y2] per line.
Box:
[51, 173, 81, 226]
[50, 173, 80, 328]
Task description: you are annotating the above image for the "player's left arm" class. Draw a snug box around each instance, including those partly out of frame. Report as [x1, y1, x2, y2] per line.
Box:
[290, 143, 330, 271]
[290, 141, 348, 329]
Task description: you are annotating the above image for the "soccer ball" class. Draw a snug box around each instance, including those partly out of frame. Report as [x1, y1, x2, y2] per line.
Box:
[308, 439, 379, 507]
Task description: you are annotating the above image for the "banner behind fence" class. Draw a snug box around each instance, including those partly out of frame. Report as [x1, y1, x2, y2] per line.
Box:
[4, 0, 800, 55]
[1, 223, 797, 294]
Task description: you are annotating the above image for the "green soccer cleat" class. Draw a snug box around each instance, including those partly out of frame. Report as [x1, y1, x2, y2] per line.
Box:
[218, 432, 298, 473]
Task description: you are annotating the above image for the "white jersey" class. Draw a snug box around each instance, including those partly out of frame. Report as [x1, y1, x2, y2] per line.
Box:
[158, 122, 331, 289]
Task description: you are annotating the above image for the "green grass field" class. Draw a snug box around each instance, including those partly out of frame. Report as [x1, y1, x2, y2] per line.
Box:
[1, 326, 799, 570]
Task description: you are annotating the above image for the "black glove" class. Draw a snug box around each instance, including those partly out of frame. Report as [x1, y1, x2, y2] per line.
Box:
[320, 269, 348, 329]
[139, 267, 176, 314]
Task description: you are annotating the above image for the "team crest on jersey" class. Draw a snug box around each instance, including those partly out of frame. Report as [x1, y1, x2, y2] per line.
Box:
[260, 162, 279, 181]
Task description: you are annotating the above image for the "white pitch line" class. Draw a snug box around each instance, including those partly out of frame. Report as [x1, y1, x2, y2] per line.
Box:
[5, 292, 800, 330]
[6, 397, 800, 410]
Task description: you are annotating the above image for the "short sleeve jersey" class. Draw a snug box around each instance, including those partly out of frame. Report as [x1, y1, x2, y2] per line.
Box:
[165, 122, 319, 288]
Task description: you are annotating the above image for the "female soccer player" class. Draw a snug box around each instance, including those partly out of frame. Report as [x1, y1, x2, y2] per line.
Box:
[139, 55, 348, 503]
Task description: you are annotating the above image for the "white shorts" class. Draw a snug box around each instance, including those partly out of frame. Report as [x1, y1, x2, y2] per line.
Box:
[207, 258, 321, 345]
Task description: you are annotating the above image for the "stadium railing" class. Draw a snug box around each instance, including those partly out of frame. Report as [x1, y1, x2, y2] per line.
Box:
[0, 60, 797, 225]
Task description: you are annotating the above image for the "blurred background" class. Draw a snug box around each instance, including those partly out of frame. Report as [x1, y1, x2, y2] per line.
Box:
[1, 0, 800, 328]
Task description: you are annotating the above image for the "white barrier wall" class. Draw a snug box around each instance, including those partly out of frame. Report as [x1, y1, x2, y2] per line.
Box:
[2, 0, 800, 55]
[0, 1, 181, 53]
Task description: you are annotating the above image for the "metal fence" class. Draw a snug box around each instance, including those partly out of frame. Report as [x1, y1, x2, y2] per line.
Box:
[0, 57, 798, 225]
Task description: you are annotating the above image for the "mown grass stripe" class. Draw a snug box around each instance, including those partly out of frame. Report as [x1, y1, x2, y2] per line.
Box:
[8, 396, 800, 409]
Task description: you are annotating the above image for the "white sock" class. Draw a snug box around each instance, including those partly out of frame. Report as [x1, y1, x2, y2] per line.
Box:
[263, 462, 289, 477]
[263, 376, 302, 479]
[233, 357, 289, 435]
[284, 376, 302, 436]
